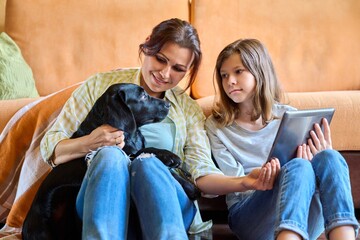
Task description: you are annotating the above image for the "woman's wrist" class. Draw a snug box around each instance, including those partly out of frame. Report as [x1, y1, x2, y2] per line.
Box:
[53, 137, 90, 165]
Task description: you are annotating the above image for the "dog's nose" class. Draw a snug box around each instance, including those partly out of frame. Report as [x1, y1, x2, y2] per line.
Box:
[165, 102, 171, 109]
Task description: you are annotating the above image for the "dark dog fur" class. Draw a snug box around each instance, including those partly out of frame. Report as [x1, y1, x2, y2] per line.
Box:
[22, 83, 200, 240]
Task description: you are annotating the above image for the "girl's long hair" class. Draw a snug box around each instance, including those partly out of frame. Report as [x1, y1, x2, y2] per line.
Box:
[212, 39, 283, 127]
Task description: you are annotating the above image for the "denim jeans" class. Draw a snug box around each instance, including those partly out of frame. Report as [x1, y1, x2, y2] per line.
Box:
[75, 146, 196, 240]
[228, 149, 359, 240]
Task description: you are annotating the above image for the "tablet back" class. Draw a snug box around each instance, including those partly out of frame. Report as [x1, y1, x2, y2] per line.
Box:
[268, 108, 335, 165]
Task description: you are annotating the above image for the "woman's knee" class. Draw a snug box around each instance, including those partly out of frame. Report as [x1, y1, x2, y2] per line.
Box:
[88, 146, 130, 173]
[130, 155, 173, 195]
[131, 154, 164, 173]
[130, 155, 170, 183]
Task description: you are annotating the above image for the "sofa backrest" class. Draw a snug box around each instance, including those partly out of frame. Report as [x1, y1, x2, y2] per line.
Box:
[190, 0, 360, 99]
[4, 0, 190, 96]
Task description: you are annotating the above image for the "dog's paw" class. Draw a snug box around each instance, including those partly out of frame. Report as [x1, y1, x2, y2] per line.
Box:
[134, 147, 181, 168]
[155, 150, 181, 168]
[170, 169, 201, 200]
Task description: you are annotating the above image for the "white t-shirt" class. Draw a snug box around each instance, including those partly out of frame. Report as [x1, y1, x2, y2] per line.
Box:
[205, 104, 296, 208]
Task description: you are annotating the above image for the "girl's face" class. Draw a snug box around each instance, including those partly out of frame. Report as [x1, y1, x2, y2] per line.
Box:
[220, 53, 256, 105]
[141, 42, 194, 98]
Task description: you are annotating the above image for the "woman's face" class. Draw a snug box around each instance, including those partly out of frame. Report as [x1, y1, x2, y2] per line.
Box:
[220, 53, 256, 105]
[141, 42, 194, 98]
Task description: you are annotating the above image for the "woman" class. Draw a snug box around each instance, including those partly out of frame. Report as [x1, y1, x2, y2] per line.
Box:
[40, 18, 218, 239]
[205, 38, 359, 240]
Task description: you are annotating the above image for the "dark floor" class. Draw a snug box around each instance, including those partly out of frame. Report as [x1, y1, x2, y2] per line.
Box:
[189, 208, 360, 240]
[190, 224, 360, 240]
[1, 210, 359, 239]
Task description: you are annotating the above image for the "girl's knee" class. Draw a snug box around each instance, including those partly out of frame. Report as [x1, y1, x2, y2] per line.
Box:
[312, 149, 348, 173]
[282, 158, 315, 181]
[285, 158, 313, 172]
[315, 149, 345, 164]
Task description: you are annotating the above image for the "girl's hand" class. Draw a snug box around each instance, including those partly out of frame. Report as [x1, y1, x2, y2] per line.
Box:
[245, 158, 280, 191]
[296, 144, 313, 160]
[307, 118, 332, 156]
[86, 124, 125, 150]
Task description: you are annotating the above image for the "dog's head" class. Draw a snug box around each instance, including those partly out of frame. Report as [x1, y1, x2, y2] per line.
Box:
[104, 83, 170, 129]
[72, 83, 170, 153]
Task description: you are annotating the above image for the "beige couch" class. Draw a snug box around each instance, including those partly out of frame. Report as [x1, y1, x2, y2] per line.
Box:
[2, 0, 360, 151]
[0, 0, 359, 238]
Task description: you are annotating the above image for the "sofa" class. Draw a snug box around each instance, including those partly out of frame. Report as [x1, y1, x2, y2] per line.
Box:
[0, 0, 359, 239]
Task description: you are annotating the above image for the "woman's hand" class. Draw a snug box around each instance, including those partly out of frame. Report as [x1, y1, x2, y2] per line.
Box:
[86, 124, 125, 150]
[53, 124, 125, 165]
[245, 158, 281, 191]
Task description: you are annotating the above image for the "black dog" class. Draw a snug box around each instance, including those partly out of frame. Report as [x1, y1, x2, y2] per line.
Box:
[22, 83, 200, 240]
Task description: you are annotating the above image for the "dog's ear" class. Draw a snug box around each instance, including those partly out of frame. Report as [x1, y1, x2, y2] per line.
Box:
[103, 84, 136, 133]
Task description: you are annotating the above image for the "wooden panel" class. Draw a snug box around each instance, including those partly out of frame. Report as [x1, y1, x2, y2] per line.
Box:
[0, 0, 6, 32]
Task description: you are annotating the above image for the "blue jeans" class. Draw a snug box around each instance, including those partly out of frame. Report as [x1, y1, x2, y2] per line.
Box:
[228, 149, 359, 240]
[75, 146, 196, 240]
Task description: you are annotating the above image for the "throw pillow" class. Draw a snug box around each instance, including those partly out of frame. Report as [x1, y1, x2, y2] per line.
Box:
[0, 32, 39, 100]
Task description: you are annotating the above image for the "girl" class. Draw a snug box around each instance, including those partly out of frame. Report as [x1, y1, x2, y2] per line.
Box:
[205, 39, 359, 240]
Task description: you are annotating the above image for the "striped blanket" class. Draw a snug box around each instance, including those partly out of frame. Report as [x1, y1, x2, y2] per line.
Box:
[0, 83, 81, 239]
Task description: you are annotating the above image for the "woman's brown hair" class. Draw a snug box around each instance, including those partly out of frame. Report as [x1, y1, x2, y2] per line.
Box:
[139, 18, 202, 92]
[212, 39, 283, 127]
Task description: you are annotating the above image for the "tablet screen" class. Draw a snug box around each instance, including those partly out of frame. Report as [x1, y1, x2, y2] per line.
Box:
[267, 108, 335, 165]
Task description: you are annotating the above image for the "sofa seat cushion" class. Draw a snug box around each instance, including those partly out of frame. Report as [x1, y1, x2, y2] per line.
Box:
[196, 90, 360, 151]
[0, 32, 39, 100]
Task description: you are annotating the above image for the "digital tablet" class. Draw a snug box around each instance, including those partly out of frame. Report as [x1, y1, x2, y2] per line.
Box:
[267, 108, 335, 166]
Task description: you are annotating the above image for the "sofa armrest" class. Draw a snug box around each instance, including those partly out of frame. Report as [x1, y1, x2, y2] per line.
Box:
[0, 98, 41, 133]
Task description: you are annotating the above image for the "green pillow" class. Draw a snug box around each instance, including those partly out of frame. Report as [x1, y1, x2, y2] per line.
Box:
[0, 32, 39, 100]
